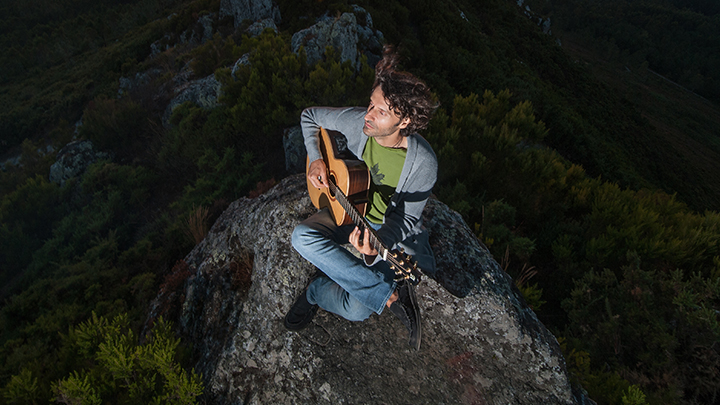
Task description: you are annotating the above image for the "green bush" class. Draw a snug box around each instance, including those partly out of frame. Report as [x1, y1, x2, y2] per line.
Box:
[50, 313, 202, 404]
[0, 175, 64, 276]
[78, 96, 149, 155]
[562, 262, 720, 403]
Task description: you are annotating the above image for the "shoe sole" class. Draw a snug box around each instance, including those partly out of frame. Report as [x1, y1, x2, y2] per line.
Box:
[407, 283, 421, 350]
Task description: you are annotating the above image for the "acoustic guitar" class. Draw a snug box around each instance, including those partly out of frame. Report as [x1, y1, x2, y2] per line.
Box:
[306, 127, 421, 283]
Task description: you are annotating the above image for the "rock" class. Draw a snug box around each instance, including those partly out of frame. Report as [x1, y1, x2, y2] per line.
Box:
[282, 126, 305, 174]
[118, 69, 161, 97]
[220, 0, 281, 28]
[179, 13, 217, 45]
[49, 140, 111, 186]
[231, 53, 251, 78]
[1, 155, 21, 170]
[148, 174, 584, 404]
[150, 12, 216, 57]
[246, 18, 278, 37]
[163, 74, 222, 127]
[199, 13, 215, 43]
[291, 12, 358, 67]
[291, 6, 384, 69]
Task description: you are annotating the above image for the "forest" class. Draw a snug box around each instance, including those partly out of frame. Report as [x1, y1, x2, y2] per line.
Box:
[0, 0, 719, 403]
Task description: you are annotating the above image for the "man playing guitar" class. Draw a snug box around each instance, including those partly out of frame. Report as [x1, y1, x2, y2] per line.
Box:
[284, 47, 438, 351]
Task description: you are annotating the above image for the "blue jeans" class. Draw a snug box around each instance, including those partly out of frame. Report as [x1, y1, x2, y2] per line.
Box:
[291, 208, 397, 321]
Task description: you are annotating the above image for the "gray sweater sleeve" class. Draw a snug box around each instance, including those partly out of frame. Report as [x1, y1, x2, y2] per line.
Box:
[300, 107, 368, 164]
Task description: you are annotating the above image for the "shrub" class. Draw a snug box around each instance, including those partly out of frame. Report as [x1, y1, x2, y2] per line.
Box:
[78, 96, 149, 155]
[51, 313, 203, 404]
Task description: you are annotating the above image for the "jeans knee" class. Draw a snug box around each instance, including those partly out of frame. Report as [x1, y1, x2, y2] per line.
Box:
[291, 224, 312, 252]
[342, 298, 372, 322]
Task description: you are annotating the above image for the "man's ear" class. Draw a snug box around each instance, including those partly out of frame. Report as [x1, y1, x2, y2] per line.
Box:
[398, 117, 410, 130]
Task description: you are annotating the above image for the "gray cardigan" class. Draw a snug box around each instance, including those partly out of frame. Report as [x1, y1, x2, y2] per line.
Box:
[300, 106, 438, 252]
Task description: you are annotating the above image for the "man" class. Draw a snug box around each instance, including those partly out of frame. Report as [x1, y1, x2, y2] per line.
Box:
[284, 48, 438, 350]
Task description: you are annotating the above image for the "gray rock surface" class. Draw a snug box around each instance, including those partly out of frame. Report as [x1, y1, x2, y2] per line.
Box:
[163, 74, 222, 127]
[220, 0, 281, 27]
[246, 18, 278, 37]
[49, 140, 111, 186]
[282, 126, 305, 174]
[149, 174, 580, 404]
[291, 6, 384, 69]
[231, 53, 251, 79]
[118, 69, 161, 97]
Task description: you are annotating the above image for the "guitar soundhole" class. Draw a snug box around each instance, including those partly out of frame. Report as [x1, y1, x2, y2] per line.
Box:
[328, 174, 337, 198]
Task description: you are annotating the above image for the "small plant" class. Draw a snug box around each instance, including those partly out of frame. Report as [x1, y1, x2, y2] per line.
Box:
[159, 260, 193, 296]
[513, 260, 546, 311]
[185, 205, 210, 245]
[248, 178, 276, 198]
[2, 368, 40, 405]
[622, 385, 649, 405]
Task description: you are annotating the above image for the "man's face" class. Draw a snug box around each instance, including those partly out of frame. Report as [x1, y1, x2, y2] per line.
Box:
[363, 87, 409, 139]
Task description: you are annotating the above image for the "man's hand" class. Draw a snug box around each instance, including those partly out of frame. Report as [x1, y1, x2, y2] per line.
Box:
[308, 159, 328, 189]
[349, 226, 378, 258]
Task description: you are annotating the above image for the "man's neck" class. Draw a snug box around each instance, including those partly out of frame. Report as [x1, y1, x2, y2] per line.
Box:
[375, 133, 407, 149]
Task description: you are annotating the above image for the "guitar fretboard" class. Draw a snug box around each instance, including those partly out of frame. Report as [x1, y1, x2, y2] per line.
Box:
[326, 176, 390, 261]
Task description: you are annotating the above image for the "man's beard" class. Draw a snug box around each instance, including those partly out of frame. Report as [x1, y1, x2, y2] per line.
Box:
[363, 120, 400, 138]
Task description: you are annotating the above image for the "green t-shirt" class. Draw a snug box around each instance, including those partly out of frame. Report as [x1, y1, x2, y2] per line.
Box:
[362, 137, 407, 224]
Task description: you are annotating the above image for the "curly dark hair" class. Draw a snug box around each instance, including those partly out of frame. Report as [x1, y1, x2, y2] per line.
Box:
[372, 46, 439, 136]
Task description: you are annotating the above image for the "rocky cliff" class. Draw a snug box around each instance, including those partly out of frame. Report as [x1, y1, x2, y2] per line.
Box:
[148, 174, 583, 404]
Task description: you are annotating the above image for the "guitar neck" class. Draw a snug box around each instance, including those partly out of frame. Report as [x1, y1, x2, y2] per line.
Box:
[327, 178, 391, 260]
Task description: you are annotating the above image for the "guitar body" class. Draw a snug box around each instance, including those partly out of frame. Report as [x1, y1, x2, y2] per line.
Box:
[307, 128, 370, 226]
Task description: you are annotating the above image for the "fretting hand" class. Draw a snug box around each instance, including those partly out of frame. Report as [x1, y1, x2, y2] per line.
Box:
[349, 226, 378, 258]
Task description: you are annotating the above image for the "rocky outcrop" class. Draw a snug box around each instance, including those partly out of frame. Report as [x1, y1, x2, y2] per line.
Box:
[149, 174, 581, 404]
[118, 69, 162, 97]
[220, 0, 281, 27]
[282, 125, 305, 173]
[231, 53, 251, 78]
[162, 74, 222, 127]
[49, 140, 111, 186]
[246, 19, 278, 37]
[291, 6, 384, 69]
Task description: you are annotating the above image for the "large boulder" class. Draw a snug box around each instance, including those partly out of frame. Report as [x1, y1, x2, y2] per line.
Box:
[291, 6, 384, 69]
[148, 174, 586, 404]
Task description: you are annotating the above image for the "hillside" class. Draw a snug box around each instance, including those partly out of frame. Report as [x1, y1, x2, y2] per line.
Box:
[560, 32, 720, 211]
[0, 0, 719, 404]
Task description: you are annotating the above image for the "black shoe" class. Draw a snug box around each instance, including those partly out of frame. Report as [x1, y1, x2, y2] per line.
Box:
[389, 280, 421, 350]
[284, 288, 318, 331]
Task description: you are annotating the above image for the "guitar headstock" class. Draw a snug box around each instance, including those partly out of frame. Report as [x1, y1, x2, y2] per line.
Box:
[387, 248, 422, 284]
